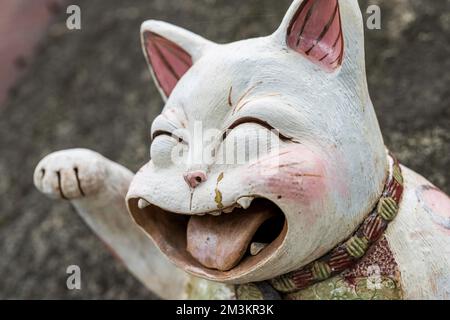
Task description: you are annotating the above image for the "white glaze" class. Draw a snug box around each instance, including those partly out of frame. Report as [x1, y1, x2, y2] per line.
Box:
[33, 0, 450, 299]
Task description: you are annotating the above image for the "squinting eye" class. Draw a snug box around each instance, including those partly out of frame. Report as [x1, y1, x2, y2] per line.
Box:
[152, 130, 187, 145]
[222, 117, 293, 142]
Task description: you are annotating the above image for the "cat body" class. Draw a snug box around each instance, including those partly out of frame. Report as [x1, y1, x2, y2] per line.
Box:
[34, 0, 450, 299]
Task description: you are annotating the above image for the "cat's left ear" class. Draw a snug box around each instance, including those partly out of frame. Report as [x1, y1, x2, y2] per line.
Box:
[273, 0, 364, 73]
[141, 20, 214, 101]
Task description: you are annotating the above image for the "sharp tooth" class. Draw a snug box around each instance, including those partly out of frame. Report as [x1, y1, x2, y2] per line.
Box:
[237, 197, 254, 209]
[223, 206, 235, 213]
[250, 242, 268, 256]
[210, 211, 221, 216]
[138, 199, 151, 210]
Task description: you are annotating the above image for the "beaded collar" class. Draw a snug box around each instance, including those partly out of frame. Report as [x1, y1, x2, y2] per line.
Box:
[236, 153, 404, 299]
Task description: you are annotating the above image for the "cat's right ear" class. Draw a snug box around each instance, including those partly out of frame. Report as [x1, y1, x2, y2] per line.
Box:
[141, 21, 214, 101]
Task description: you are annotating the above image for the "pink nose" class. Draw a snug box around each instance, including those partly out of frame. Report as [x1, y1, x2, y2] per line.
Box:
[183, 170, 207, 189]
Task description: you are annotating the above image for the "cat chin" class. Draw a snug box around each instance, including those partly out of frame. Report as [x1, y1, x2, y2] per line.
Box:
[127, 195, 291, 283]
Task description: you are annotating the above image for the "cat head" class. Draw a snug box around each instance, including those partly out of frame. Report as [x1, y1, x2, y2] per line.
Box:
[127, 0, 387, 283]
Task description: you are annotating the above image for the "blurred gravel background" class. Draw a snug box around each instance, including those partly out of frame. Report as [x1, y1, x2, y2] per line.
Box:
[0, 0, 448, 299]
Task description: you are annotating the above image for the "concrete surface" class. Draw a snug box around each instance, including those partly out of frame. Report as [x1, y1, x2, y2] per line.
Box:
[0, 0, 448, 299]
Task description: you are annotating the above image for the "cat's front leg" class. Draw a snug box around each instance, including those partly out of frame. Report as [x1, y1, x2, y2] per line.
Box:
[33, 148, 189, 299]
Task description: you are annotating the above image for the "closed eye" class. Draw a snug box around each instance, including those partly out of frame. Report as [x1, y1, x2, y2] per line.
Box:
[222, 116, 294, 142]
[152, 130, 187, 144]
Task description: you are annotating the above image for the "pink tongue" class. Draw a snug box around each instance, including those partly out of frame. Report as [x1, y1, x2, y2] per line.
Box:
[186, 204, 274, 271]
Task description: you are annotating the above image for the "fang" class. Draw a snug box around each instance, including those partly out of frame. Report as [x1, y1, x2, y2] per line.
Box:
[237, 197, 254, 209]
[138, 199, 151, 210]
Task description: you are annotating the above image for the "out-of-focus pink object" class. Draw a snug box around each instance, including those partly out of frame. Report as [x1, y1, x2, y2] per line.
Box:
[0, 0, 65, 106]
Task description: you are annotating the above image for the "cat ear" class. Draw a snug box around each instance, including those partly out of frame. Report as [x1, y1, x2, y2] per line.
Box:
[274, 0, 346, 72]
[141, 20, 213, 101]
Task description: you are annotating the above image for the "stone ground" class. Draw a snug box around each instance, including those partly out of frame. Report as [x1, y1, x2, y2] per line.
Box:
[0, 0, 448, 299]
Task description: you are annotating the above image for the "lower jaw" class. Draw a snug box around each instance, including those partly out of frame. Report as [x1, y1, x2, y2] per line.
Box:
[127, 198, 287, 282]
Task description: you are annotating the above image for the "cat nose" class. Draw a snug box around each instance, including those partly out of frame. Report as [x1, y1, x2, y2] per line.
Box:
[183, 170, 207, 189]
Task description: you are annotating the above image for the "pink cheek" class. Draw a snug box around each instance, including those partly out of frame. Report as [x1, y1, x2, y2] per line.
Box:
[424, 188, 450, 214]
[242, 145, 328, 206]
[420, 186, 450, 235]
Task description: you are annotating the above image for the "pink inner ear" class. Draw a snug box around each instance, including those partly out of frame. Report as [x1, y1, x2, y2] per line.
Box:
[287, 0, 344, 71]
[144, 32, 193, 97]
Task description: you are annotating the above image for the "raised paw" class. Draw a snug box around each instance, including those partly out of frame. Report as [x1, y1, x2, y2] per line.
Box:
[34, 149, 109, 200]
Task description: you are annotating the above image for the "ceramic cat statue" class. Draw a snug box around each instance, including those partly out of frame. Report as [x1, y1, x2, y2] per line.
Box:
[33, 0, 450, 300]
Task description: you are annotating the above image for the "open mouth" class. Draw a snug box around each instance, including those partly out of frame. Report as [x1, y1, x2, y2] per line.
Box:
[127, 197, 287, 279]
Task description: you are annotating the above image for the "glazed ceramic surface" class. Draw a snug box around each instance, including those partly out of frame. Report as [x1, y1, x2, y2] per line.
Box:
[34, 0, 450, 299]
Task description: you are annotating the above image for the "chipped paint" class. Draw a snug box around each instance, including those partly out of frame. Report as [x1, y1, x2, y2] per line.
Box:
[215, 188, 224, 209]
[215, 173, 225, 209]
